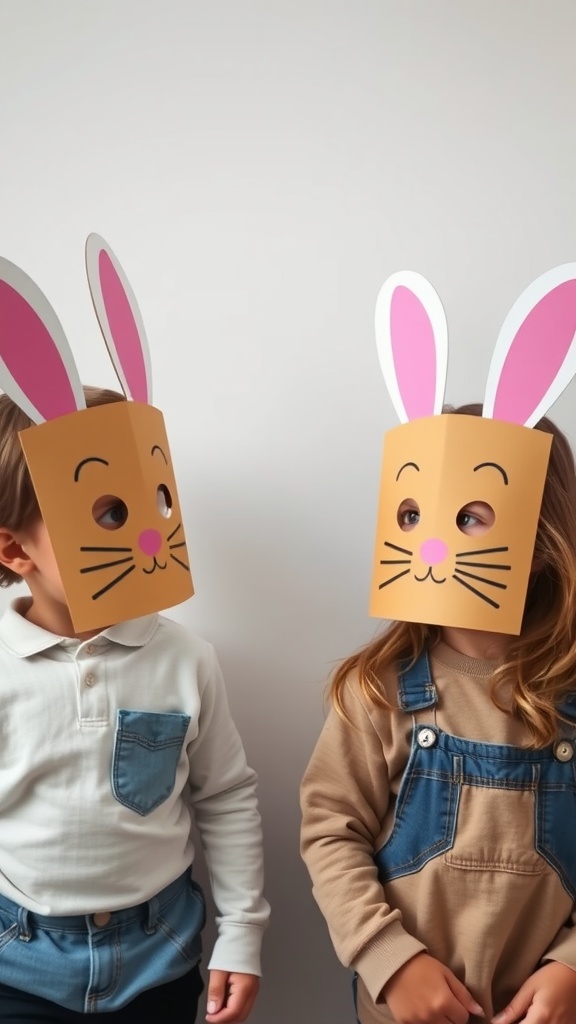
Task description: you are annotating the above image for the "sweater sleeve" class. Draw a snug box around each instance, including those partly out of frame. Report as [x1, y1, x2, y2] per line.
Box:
[541, 910, 576, 972]
[300, 684, 426, 1003]
[186, 645, 270, 975]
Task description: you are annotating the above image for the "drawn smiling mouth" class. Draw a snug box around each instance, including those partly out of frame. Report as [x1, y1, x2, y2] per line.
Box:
[142, 557, 167, 575]
[414, 567, 446, 584]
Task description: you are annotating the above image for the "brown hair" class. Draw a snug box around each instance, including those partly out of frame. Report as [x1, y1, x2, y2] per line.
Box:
[330, 404, 576, 748]
[0, 386, 125, 587]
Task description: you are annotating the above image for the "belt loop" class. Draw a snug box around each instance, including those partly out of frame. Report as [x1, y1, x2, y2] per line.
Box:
[145, 894, 159, 935]
[17, 907, 32, 942]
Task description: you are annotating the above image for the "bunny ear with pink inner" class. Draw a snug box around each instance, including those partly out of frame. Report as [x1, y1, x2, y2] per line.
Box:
[483, 264, 576, 427]
[85, 234, 152, 404]
[0, 257, 85, 424]
[375, 270, 448, 423]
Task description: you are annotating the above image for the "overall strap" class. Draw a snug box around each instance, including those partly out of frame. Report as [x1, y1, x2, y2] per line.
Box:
[396, 649, 437, 711]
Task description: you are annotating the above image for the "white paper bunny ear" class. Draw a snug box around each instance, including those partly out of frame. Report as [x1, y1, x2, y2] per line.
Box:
[483, 264, 576, 427]
[85, 233, 153, 404]
[375, 270, 448, 423]
[0, 258, 85, 423]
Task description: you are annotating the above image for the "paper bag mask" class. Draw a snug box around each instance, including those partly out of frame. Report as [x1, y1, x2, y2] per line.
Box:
[370, 266, 576, 634]
[0, 234, 193, 632]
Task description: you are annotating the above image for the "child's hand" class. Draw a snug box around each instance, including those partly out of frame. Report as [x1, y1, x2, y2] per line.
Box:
[382, 952, 484, 1023]
[205, 970, 260, 1023]
[492, 961, 576, 1023]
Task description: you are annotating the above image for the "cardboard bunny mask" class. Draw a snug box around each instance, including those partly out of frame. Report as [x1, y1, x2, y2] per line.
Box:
[0, 234, 193, 633]
[371, 266, 576, 634]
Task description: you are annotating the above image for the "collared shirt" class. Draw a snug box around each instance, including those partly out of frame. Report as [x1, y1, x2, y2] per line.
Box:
[0, 599, 268, 975]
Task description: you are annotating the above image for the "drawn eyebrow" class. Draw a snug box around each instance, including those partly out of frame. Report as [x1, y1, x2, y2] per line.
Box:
[473, 462, 509, 485]
[395, 462, 420, 481]
[151, 445, 168, 464]
[74, 457, 109, 482]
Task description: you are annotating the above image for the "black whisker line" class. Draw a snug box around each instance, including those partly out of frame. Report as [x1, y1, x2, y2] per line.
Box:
[452, 574, 500, 609]
[455, 546, 509, 558]
[81, 556, 134, 575]
[170, 554, 190, 572]
[455, 560, 511, 571]
[91, 565, 136, 600]
[167, 523, 183, 542]
[80, 546, 133, 553]
[454, 569, 507, 590]
[169, 542, 187, 550]
[378, 569, 410, 589]
[380, 559, 411, 565]
[384, 541, 413, 556]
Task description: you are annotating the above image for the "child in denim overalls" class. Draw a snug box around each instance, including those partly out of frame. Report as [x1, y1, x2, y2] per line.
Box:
[301, 267, 576, 1022]
[0, 237, 269, 1022]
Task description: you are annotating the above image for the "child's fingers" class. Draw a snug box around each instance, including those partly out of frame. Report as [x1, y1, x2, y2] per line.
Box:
[206, 969, 229, 1016]
[206, 972, 260, 1023]
[447, 973, 484, 1017]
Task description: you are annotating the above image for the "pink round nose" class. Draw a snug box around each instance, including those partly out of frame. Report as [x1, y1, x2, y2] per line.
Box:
[420, 538, 449, 565]
[138, 529, 162, 556]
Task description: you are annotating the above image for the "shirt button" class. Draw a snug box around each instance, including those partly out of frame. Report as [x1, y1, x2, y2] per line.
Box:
[554, 739, 574, 762]
[92, 911, 112, 927]
[85, 673, 95, 688]
[417, 727, 437, 749]
[86, 645, 94, 655]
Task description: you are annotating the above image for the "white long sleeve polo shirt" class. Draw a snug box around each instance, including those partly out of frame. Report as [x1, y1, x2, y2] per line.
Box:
[0, 599, 269, 975]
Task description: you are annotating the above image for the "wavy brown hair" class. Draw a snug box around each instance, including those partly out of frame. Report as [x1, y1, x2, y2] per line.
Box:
[0, 386, 126, 587]
[330, 405, 576, 748]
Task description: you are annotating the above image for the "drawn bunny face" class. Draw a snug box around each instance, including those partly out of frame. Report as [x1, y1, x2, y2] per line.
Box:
[0, 235, 193, 633]
[370, 267, 576, 634]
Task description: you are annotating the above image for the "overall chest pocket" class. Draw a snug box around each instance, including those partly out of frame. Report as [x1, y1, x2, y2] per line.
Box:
[376, 726, 576, 897]
[445, 774, 544, 875]
[112, 710, 191, 816]
[445, 754, 576, 897]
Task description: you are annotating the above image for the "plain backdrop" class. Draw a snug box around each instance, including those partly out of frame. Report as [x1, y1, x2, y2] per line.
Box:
[1, 2, 576, 1022]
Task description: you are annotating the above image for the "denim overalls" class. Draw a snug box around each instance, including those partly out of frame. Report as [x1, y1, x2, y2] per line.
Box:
[355, 651, 576, 1023]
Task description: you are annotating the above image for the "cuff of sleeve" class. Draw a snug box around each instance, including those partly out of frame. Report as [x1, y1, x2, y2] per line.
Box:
[207, 924, 266, 977]
[352, 920, 427, 1004]
[542, 929, 576, 973]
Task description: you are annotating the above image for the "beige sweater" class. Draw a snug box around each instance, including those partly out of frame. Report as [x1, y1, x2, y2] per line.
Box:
[300, 643, 576, 1022]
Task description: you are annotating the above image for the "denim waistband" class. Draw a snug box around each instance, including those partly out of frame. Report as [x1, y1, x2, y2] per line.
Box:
[0, 870, 190, 936]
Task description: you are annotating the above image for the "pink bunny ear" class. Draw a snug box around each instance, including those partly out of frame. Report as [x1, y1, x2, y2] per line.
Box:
[0, 257, 85, 423]
[375, 271, 448, 423]
[483, 264, 576, 427]
[85, 234, 152, 404]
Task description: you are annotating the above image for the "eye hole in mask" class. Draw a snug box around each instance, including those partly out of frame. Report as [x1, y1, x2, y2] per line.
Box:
[456, 501, 495, 536]
[157, 484, 173, 519]
[397, 499, 420, 532]
[92, 495, 129, 531]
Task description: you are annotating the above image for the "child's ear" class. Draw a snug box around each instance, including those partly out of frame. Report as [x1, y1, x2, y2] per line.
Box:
[0, 529, 34, 578]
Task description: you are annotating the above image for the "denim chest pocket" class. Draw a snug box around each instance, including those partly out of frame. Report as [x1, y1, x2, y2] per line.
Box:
[112, 710, 191, 816]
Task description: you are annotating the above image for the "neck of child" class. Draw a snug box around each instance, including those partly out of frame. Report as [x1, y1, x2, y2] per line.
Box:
[440, 625, 512, 661]
[24, 596, 104, 642]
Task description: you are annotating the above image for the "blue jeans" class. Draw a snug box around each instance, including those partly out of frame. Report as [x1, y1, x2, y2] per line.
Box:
[0, 872, 205, 1014]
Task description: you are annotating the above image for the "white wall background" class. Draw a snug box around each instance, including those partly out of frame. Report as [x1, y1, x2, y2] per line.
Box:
[1, 2, 575, 1021]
